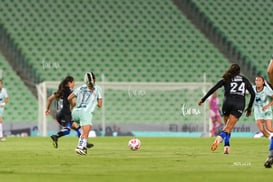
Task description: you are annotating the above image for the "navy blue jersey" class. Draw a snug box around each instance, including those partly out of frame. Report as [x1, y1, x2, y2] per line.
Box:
[201, 75, 255, 111]
[57, 87, 72, 115]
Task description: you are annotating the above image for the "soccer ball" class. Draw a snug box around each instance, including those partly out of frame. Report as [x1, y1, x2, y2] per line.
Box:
[128, 138, 141, 151]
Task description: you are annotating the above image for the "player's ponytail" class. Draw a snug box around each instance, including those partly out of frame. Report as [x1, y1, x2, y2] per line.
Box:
[55, 76, 74, 99]
[222, 63, 240, 82]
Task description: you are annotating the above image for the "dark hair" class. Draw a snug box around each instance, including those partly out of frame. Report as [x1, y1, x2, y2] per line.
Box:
[86, 72, 96, 84]
[222, 63, 240, 82]
[256, 75, 273, 89]
[55, 76, 74, 99]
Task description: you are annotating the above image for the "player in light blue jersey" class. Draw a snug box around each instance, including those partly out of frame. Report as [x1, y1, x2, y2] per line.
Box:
[0, 80, 8, 141]
[253, 75, 273, 140]
[68, 72, 103, 155]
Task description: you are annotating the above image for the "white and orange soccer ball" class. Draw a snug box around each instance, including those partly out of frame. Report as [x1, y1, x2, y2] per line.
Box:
[128, 138, 141, 151]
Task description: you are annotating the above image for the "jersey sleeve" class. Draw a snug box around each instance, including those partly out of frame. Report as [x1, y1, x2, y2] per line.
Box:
[3, 88, 8, 98]
[244, 77, 255, 109]
[201, 80, 224, 103]
[96, 86, 103, 99]
[265, 87, 273, 97]
[73, 86, 80, 97]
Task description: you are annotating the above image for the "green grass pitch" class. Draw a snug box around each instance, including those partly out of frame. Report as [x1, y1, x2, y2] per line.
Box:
[0, 137, 272, 182]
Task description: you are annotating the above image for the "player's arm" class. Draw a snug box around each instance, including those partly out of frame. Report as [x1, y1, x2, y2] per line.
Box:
[198, 80, 224, 106]
[244, 78, 255, 116]
[0, 97, 8, 107]
[97, 98, 103, 108]
[267, 55, 273, 86]
[263, 95, 273, 111]
[97, 86, 103, 108]
[45, 94, 56, 115]
[4, 97, 8, 105]
[0, 89, 8, 107]
[68, 92, 76, 110]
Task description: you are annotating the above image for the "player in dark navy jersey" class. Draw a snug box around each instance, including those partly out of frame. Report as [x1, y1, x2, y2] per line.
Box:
[46, 76, 93, 149]
[198, 63, 255, 154]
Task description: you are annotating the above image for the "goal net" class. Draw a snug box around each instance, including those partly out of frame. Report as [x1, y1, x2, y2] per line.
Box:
[36, 80, 212, 137]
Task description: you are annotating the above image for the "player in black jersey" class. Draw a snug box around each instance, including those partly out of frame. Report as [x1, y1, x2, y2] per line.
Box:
[46, 76, 93, 149]
[198, 64, 255, 154]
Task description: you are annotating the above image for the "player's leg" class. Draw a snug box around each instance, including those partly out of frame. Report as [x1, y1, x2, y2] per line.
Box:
[75, 112, 92, 155]
[256, 119, 270, 138]
[50, 118, 71, 148]
[264, 137, 273, 168]
[0, 108, 5, 141]
[71, 121, 81, 137]
[211, 115, 228, 151]
[0, 117, 5, 141]
[72, 121, 94, 148]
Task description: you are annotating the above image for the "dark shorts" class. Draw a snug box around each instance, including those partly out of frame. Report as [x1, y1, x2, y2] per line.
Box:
[222, 96, 245, 119]
[56, 112, 72, 127]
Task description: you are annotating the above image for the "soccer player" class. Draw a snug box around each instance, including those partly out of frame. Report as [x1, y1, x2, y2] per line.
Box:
[208, 92, 223, 137]
[253, 75, 273, 139]
[263, 55, 273, 168]
[46, 76, 93, 149]
[68, 72, 102, 155]
[198, 63, 255, 154]
[0, 80, 8, 141]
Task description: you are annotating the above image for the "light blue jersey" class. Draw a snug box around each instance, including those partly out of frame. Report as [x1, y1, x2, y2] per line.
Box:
[253, 85, 273, 120]
[0, 88, 8, 117]
[72, 84, 102, 126]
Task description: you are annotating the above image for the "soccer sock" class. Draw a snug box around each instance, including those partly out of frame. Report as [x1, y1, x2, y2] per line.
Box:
[269, 137, 273, 151]
[224, 133, 231, 146]
[78, 137, 87, 149]
[57, 128, 71, 138]
[0, 123, 3, 138]
[219, 131, 227, 141]
[74, 127, 81, 138]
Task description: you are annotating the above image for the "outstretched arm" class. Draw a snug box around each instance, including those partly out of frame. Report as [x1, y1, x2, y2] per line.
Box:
[244, 79, 255, 117]
[198, 80, 224, 106]
[45, 94, 56, 115]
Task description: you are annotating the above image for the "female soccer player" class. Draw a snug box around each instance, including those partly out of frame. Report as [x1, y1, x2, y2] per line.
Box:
[68, 72, 102, 155]
[263, 56, 273, 168]
[198, 63, 255, 154]
[208, 92, 223, 137]
[46, 76, 93, 149]
[253, 75, 273, 139]
[0, 80, 8, 141]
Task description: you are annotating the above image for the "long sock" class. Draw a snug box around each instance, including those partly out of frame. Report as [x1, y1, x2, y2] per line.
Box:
[0, 123, 3, 138]
[74, 127, 81, 138]
[57, 128, 70, 138]
[224, 133, 231, 146]
[78, 137, 87, 149]
[269, 137, 273, 151]
[219, 131, 227, 141]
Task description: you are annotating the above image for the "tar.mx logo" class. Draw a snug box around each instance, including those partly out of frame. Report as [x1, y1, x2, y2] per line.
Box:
[42, 58, 60, 69]
[128, 86, 146, 98]
[181, 103, 201, 116]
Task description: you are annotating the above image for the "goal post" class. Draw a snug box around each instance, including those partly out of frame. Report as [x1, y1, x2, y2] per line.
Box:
[36, 80, 212, 137]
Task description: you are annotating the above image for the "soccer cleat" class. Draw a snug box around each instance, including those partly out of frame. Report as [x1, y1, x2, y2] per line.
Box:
[86, 143, 94, 148]
[211, 136, 222, 151]
[75, 147, 87, 155]
[264, 156, 273, 168]
[224, 146, 230, 154]
[50, 135, 58, 148]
